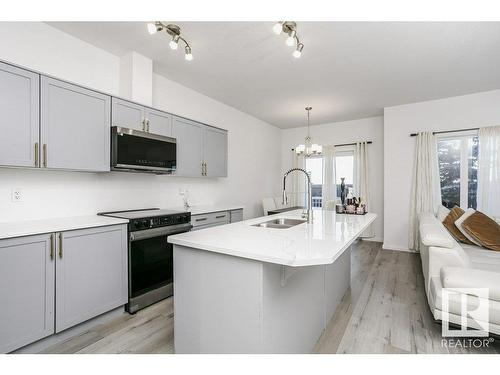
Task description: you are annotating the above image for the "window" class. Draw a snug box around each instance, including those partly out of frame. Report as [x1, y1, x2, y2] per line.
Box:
[305, 156, 323, 208]
[437, 134, 479, 209]
[335, 151, 354, 198]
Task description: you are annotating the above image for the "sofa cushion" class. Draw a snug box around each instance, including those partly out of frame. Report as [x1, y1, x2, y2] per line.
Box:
[454, 208, 482, 246]
[437, 205, 450, 222]
[442, 206, 474, 245]
[441, 266, 500, 303]
[462, 211, 500, 252]
[419, 213, 455, 248]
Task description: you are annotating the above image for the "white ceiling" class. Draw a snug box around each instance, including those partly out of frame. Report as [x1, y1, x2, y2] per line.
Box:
[47, 22, 500, 128]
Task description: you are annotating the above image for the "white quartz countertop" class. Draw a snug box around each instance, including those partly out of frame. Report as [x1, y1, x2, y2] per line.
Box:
[168, 209, 377, 267]
[170, 204, 244, 216]
[0, 215, 129, 240]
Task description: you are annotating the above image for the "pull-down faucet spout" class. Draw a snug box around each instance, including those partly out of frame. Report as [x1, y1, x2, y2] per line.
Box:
[282, 168, 313, 223]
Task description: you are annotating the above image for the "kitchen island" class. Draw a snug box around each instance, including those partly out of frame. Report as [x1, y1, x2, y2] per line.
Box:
[168, 209, 377, 353]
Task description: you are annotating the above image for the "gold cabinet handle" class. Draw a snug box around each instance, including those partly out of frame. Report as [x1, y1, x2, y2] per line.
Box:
[50, 233, 54, 260]
[42, 144, 47, 168]
[58, 233, 63, 258]
[34, 142, 39, 167]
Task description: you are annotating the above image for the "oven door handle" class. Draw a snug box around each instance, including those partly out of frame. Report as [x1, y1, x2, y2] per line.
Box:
[129, 223, 193, 241]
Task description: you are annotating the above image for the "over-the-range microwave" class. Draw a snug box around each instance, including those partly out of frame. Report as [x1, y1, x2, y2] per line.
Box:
[111, 126, 176, 174]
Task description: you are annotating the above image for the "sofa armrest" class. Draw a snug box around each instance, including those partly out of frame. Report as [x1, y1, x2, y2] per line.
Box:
[427, 245, 470, 281]
[419, 213, 455, 248]
[441, 266, 500, 302]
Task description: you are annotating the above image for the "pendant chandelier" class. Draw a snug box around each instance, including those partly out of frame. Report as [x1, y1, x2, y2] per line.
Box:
[295, 107, 322, 156]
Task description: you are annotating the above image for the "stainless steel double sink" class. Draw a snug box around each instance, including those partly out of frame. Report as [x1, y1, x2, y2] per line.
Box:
[251, 218, 306, 229]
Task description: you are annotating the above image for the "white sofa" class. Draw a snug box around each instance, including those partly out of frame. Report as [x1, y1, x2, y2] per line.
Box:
[418, 212, 500, 335]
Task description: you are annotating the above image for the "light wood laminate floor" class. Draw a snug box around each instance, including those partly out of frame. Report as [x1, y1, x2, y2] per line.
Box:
[41, 241, 500, 354]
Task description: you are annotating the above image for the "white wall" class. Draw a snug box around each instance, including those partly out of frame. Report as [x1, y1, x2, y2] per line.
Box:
[384, 89, 500, 251]
[0, 22, 282, 222]
[281, 117, 384, 241]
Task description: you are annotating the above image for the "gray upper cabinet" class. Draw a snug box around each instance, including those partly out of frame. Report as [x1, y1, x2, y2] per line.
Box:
[0, 62, 40, 168]
[111, 97, 145, 131]
[145, 107, 172, 137]
[203, 127, 228, 177]
[0, 234, 55, 353]
[172, 116, 204, 177]
[41, 77, 111, 172]
[55, 225, 128, 333]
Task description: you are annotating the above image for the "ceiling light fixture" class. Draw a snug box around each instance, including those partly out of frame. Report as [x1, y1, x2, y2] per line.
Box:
[273, 21, 304, 58]
[147, 22, 193, 61]
[295, 107, 322, 156]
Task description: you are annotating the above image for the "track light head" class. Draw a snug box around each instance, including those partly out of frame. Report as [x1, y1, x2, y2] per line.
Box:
[169, 34, 180, 50]
[273, 22, 283, 35]
[147, 22, 162, 35]
[286, 30, 297, 46]
[293, 43, 304, 58]
[185, 46, 193, 61]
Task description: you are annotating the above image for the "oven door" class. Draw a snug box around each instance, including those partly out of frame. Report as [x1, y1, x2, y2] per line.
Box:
[128, 223, 192, 313]
[111, 126, 176, 174]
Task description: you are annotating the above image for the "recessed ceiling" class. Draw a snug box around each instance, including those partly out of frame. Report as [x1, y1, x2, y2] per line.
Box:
[47, 22, 500, 129]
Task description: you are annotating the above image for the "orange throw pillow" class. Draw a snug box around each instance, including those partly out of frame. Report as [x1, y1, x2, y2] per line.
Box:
[462, 211, 500, 251]
[442, 206, 474, 245]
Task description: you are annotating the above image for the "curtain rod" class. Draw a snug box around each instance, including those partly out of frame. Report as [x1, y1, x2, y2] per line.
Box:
[290, 141, 372, 151]
[409, 127, 479, 137]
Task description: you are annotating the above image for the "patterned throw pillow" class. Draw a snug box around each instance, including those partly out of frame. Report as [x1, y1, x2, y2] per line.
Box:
[462, 211, 500, 251]
[442, 206, 474, 245]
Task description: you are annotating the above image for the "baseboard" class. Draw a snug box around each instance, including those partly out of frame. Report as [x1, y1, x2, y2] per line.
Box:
[382, 243, 416, 253]
[362, 237, 383, 243]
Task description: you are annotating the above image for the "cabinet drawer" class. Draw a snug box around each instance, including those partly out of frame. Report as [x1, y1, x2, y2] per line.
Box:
[191, 211, 230, 228]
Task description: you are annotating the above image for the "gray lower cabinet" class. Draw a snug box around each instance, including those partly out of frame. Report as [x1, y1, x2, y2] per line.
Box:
[55, 225, 128, 333]
[0, 234, 55, 353]
[203, 126, 228, 177]
[172, 116, 204, 176]
[0, 224, 128, 353]
[0, 62, 40, 168]
[230, 209, 244, 223]
[41, 77, 111, 171]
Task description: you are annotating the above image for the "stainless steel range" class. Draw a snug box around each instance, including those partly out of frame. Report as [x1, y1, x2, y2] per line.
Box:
[99, 208, 191, 313]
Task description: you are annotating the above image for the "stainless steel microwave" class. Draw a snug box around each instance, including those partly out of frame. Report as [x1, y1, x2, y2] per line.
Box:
[111, 126, 176, 174]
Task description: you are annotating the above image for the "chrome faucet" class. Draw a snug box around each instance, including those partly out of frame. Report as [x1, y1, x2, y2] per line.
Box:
[282, 168, 313, 223]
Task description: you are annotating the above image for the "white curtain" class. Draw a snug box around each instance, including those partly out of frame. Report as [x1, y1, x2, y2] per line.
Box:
[355, 142, 374, 237]
[322, 145, 336, 210]
[408, 132, 441, 251]
[291, 151, 306, 206]
[477, 125, 500, 218]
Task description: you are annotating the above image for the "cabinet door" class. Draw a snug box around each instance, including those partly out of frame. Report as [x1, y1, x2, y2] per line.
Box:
[111, 98, 145, 131]
[0, 234, 55, 353]
[172, 116, 204, 177]
[0, 62, 40, 168]
[55, 225, 128, 333]
[203, 127, 228, 177]
[41, 77, 111, 171]
[144, 108, 172, 136]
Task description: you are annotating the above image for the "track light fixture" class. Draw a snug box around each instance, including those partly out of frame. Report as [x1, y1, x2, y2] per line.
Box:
[273, 21, 304, 58]
[147, 22, 193, 61]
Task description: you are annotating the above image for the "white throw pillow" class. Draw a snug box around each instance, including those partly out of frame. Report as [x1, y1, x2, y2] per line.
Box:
[437, 205, 450, 222]
[454, 208, 481, 246]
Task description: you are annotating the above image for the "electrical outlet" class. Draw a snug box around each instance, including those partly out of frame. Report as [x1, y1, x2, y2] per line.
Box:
[11, 188, 23, 202]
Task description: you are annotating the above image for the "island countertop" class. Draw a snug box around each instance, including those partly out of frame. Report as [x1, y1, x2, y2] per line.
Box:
[168, 209, 377, 267]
